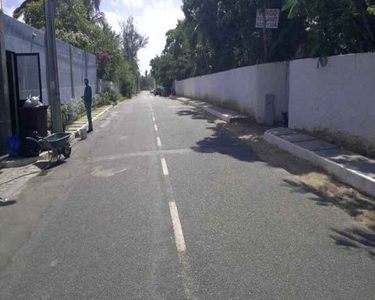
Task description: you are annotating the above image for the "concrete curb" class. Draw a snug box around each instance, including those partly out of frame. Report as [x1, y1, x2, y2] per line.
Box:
[0, 157, 38, 169]
[174, 97, 250, 123]
[69, 105, 114, 150]
[68, 105, 113, 139]
[264, 130, 375, 197]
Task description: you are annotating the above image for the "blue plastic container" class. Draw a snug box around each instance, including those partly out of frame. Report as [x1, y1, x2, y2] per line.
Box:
[6, 135, 21, 157]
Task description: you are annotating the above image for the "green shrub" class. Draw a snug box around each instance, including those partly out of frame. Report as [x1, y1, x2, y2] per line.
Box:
[61, 104, 68, 131]
[66, 98, 85, 122]
[108, 89, 120, 104]
[118, 65, 135, 98]
[47, 107, 52, 131]
[92, 94, 103, 107]
[101, 91, 111, 105]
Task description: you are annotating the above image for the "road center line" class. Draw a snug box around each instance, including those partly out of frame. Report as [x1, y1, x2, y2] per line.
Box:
[160, 158, 169, 176]
[157, 137, 162, 147]
[152, 116, 156, 122]
[160, 157, 197, 299]
[154, 124, 158, 131]
[169, 201, 187, 253]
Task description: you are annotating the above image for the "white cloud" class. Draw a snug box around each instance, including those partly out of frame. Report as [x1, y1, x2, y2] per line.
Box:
[104, 0, 183, 75]
[104, 10, 125, 33]
[111, 0, 121, 6]
[3, 4, 16, 17]
[136, 0, 184, 74]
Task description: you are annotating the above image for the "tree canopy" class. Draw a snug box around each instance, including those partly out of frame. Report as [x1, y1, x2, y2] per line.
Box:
[151, 0, 375, 92]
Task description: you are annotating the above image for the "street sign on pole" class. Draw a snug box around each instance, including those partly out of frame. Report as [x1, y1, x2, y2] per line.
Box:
[256, 9, 280, 29]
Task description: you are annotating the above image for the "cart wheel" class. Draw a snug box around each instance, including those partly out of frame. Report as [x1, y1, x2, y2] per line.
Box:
[62, 143, 72, 158]
[51, 149, 59, 162]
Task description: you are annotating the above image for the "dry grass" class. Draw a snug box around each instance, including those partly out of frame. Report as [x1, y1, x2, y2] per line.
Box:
[222, 120, 375, 229]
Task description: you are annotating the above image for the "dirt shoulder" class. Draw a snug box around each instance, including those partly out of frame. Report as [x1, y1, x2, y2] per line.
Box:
[217, 119, 375, 230]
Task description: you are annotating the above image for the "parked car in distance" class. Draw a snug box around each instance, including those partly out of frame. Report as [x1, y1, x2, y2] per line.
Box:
[150, 90, 154, 94]
[153, 88, 162, 96]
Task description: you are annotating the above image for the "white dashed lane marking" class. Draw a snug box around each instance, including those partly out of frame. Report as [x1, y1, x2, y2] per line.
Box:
[157, 137, 162, 148]
[169, 201, 187, 253]
[160, 158, 169, 176]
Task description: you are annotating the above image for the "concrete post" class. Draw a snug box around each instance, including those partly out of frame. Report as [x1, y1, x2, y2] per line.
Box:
[45, 0, 63, 133]
[0, 10, 11, 153]
[69, 45, 74, 98]
[84, 51, 88, 78]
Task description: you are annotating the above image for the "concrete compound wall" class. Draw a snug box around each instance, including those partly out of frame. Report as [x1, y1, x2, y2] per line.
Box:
[176, 52, 375, 146]
[289, 53, 375, 147]
[4, 14, 97, 104]
[175, 62, 289, 123]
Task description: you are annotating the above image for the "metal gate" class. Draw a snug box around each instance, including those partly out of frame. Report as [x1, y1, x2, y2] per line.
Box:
[6, 51, 43, 135]
[15, 53, 43, 103]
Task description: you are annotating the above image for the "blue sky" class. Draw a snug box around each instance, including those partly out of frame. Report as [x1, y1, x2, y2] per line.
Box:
[3, 0, 184, 73]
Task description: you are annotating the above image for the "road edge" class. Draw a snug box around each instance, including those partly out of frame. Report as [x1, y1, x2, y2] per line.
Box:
[264, 130, 375, 198]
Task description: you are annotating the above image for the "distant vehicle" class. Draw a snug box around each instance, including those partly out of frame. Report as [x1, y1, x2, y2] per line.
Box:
[150, 90, 154, 94]
[153, 88, 162, 96]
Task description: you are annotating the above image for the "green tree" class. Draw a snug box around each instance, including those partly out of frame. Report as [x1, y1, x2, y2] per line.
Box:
[140, 72, 155, 90]
[15, 0, 98, 51]
[120, 17, 149, 63]
[282, 0, 375, 56]
[151, 0, 305, 92]
[120, 17, 149, 94]
[14, 0, 103, 24]
[13, 0, 38, 19]
[152, 0, 375, 93]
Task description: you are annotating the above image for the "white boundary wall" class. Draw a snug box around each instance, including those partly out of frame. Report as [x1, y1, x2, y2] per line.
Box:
[175, 62, 289, 123]
[289, 53, 375, 146]
[176, 52, 375, 146]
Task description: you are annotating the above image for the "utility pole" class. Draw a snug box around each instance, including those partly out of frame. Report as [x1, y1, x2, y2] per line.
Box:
[44, 0, 63, 133]
[262, 7, 268, 63]
[0, 10, 11, 153]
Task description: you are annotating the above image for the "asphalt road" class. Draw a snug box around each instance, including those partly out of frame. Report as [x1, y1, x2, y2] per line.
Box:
[0, 92, 374, 300]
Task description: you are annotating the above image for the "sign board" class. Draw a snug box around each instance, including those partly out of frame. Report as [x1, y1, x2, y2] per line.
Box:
[256, 9, 280, 29]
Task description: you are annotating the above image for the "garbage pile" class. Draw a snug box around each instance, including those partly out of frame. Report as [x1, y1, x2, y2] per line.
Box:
[23, 95, 43, 108]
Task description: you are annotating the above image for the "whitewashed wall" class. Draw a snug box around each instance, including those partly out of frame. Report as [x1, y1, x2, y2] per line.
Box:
[289, 53, 375, 145]
[175, 62, 289, 123]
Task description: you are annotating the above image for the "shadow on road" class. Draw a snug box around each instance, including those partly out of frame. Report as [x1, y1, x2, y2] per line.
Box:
[191, 126, 259, 163]
[176, 109, 215, 122]
[174, 102, 375, 232]
[282, 178, 375, 216]
[34, 160, 67, 176]
[0, 199, 17, 207]
[330, 227, 375, 259]
[176, 107, 258, 163]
